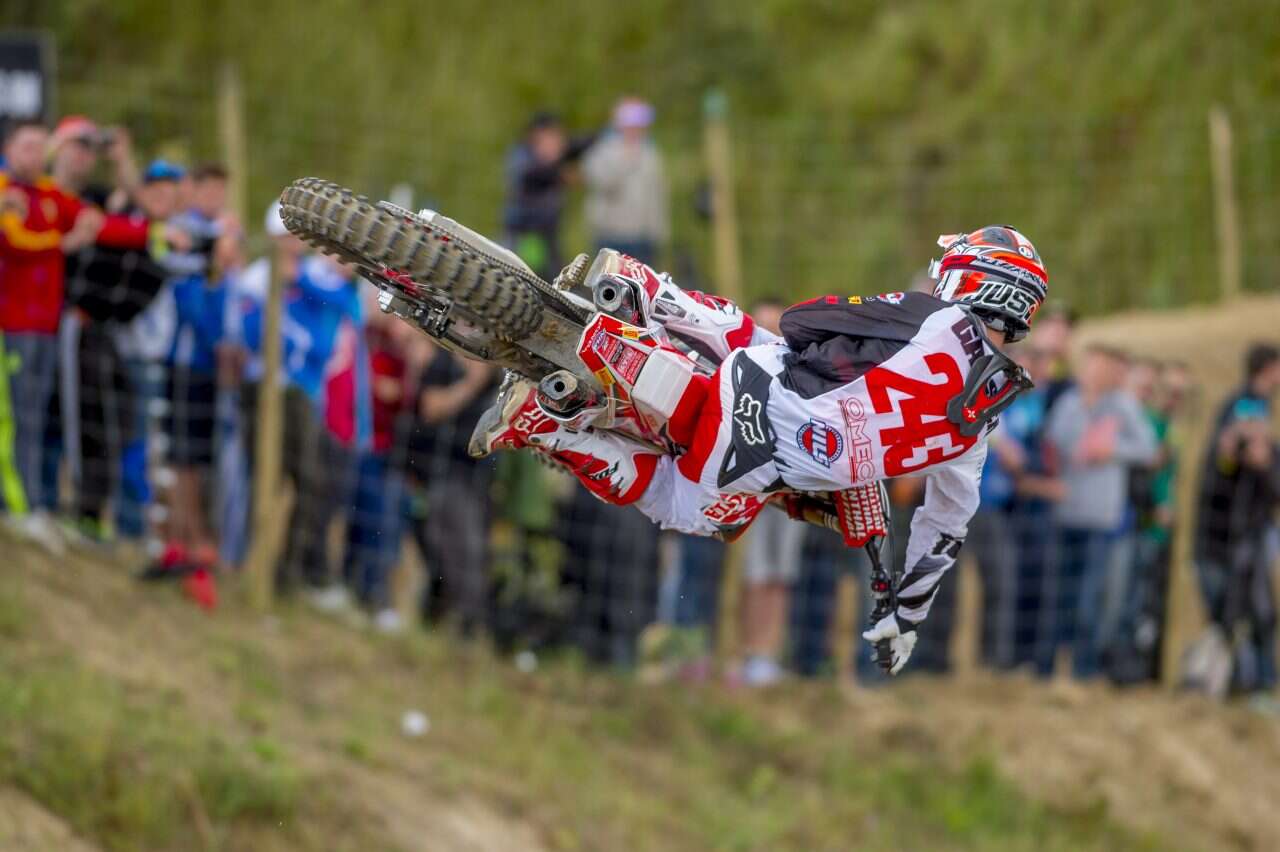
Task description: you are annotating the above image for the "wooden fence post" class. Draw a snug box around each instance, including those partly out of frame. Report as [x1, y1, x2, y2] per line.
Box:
[1208, 106, 1242, 301]
[217, 63, 249, 227]
[244, 252, 286, 611]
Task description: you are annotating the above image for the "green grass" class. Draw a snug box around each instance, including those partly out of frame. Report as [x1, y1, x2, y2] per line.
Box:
[0, 543, 1177, 851]
[7, 1, 1279, 313]
[0, 654, 303, 850]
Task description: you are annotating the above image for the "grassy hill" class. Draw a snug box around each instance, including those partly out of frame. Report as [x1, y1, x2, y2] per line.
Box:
[3, 296, 1280, 851]
[7, 1, 1280, 311]
[3, 527, 1280, 851]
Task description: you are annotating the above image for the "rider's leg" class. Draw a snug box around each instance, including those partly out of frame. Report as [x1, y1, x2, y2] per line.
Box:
[469, 366, 770, 537]
[468, 375, 662, 505]
[605, 253, 782, 360]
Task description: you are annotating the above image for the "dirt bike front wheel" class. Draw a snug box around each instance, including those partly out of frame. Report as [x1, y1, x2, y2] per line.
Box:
[279, 178, 542, 340]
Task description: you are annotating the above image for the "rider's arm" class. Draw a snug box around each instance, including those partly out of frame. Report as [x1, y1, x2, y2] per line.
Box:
[896, 441, 986, 625]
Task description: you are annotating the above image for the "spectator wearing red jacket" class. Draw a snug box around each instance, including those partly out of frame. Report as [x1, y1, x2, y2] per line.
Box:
[0, 120, 152, 548]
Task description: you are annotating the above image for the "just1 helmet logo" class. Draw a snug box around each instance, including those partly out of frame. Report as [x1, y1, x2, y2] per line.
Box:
[967, 280, 1038, 324]
[839, 398, 877, 483]
[795, 419, 844, 467]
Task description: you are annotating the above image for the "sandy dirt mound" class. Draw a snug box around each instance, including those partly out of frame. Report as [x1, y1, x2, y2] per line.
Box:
[849, 675, 1280, 852]
[0, 787, 99, 852]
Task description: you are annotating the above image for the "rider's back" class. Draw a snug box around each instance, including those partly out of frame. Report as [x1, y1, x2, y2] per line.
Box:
[755, 290, 992, 493]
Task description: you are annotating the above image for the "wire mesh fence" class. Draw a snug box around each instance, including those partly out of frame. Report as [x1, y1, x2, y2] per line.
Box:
[1, 66, 1276, 693]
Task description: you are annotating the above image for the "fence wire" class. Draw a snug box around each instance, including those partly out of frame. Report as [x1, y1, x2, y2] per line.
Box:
[0, 68, 1276, 693]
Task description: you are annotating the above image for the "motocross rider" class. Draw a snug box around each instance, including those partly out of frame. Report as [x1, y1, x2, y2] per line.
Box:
[471, 226, 1048, 673]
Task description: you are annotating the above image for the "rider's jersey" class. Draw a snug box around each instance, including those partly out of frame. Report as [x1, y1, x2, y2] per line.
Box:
[771, 291, 992, 493]
[622, 261, 998, 627]
[671, 291, 993, 625]
[774, 291, 994, 622]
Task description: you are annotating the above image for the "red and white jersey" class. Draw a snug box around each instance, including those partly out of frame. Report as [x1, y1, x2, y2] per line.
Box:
[763, 292, 992, 494]
[662, 291, 994, 625]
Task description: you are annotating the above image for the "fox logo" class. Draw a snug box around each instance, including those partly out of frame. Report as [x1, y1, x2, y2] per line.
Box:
[734, 393, 767, 446]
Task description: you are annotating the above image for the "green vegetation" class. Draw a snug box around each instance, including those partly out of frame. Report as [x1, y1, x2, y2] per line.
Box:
[7, 1, 1279, 311]
[0, 540, 1167, 851]
[0, 654, 303, 850]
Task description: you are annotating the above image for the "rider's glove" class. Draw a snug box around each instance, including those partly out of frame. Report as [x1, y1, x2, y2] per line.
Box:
[861, 612, 918, 675]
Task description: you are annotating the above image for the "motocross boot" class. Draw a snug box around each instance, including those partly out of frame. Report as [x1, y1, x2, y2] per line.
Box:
[468, 373, 558, 458]
[468, 373, 660, 505]
[593, 251, 760, 362]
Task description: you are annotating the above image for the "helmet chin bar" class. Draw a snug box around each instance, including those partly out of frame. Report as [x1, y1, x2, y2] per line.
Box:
[946, 313, 1036, 437]
[970, 308, 1029, 343]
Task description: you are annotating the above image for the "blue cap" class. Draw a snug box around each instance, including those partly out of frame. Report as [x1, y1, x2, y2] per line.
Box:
[142, 159, 185, 184]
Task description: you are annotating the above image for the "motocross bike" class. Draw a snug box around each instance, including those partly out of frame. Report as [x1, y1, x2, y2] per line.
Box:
[278, 177, 902, 669]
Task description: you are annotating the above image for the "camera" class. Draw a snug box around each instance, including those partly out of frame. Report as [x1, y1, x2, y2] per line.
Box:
[93, 129, 118, 151]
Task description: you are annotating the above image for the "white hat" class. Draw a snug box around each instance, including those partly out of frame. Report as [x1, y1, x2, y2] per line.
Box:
[264, 201, 289, 238]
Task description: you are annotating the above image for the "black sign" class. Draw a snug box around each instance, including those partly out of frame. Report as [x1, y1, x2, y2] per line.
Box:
[0, 32, 54, 124]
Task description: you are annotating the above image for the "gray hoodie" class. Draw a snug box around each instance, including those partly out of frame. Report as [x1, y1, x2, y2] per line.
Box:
[582, 134, 669, 244]
[1046, 387, 1158, 530]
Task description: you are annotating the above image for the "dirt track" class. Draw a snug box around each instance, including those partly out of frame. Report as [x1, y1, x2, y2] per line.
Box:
[836, 675, 1280, 851]
[2, 296, 1278, 851]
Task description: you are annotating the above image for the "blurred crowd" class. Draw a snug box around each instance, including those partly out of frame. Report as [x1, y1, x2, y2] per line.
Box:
[2, 102, 1277, 698]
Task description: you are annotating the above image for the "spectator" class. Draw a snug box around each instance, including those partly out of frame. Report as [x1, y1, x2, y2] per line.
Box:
[59, 160, 191, 541]
[1002, 344, 1066, 672]
[270, 253, 364, 598]
[113, 160, 188, 539]
[1033, 302, 1078, 412]
[1106, 359, 1191, 683]
[503, 111, 595, 280]
[405, 345, 497, 636]
[736, 298, 804, 686]
[1043, 344, 1157, 678]
[489, 437, 567, 651]
[162, 163, 235, 570]
[582, 97, 668, 265]
[226, 203, 319, 580]
[338, 309, 414, 630]
[0, 120, 137, 552]
[667, 534, 726, 633]
[560, 487, 659, 667]
[47, 116, 139, 210]
[288, 263, 373, 610]
[1191, 343, 1280, 696]
[967, 425, 1022, 669]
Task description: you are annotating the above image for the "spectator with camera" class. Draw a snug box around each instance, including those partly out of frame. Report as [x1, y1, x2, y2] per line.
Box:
[161, 163, 238, 570]
[59, 159, 193, 542]
[1191, 344, 1280, 696]
[0, 120, 162, 552]
[47, 115, 140, 211]
[503, 110, 595, 280]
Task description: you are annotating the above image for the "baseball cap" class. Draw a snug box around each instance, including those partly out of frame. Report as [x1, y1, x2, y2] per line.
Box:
[613, 98, 655, 130]
[142, 159, 186, 184]
[50, 115, 100, 152]
[264, 201, 289, 238]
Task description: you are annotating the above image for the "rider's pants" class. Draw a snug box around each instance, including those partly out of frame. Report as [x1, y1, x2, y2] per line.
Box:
[551, 342, 790, 538]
